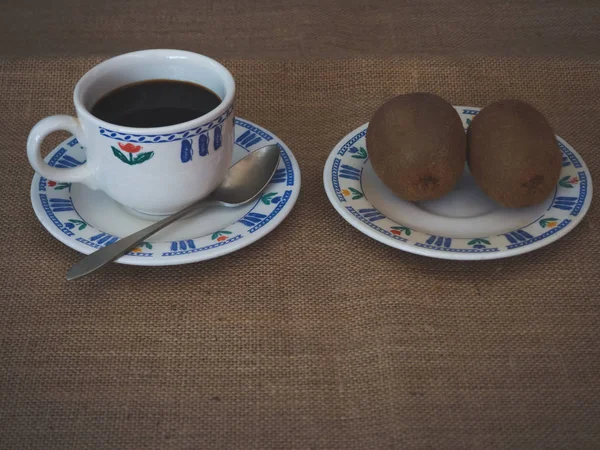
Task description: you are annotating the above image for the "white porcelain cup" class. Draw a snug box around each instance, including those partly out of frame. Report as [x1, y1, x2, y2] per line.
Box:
[27, 49, 235, 215]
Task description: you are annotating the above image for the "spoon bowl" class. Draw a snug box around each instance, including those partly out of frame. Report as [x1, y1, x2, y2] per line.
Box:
[211, 144, 281, 206]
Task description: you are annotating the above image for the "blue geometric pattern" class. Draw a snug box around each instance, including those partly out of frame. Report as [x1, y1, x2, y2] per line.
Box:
[48, 147, 68, 168]
[75, 237, 104, 250]
[162, 234, 242, 256]
[53, 154, 84, 168]
[170, 240, 196, 251]
[239, 212, 267, 227]
[214, 126, 222, 150]
[236, 130, 262, 147]
[331, 158, 345, 203]
[552, 197, 578, 211]
[503, 229, 534, 244]
[49, 198, 75, 212]
[127, 252, 153, 257]
[234, 120, 274, 143]
[271, 168, 287, 183]
[506, 219, 571, 249]
[234, 121, 293, 187]
[180, 139, 193, 163]
[572, 171, 587, 216]
[558, 141, 582, 169]
[345, 206, 408, 242]
[231, 119, 296, 235]
[415, 243, 499, 253]
[199, 133, 210, 156]
[89, 232, 119, 246]
[277, 144, 295, 186]
[248, 190, 292, 233]
[358, 208, 385, 222]
[426, 235, 452, 248]
[179, 132, 216, 162]
[98, 104, 234, 143]
[339, 164, 361, 181]
[39, 194, 74, 237]
[337, 129, 367, 157]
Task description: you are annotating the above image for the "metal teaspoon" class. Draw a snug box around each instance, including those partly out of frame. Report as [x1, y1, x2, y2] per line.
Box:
[66, 144, 281, 280]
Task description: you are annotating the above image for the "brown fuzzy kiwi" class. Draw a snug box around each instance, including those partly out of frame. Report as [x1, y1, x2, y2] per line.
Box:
[366, 92, 466, 201]
[467, 99, 562, 208]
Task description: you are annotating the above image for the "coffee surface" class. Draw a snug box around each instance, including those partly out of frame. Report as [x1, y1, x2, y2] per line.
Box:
[91, 79, 222, 127]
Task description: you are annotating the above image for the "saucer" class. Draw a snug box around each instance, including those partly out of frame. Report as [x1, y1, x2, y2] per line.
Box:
[31, 118, 301, 265]
[323, 106, 593, 260]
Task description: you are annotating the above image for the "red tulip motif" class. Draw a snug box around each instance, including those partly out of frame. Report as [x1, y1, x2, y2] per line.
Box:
[118, 142, 142, 153]
[112, 142, 154, 165]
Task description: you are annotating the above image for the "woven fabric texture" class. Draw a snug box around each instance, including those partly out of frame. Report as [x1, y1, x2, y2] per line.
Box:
[1, 1, 599, 449]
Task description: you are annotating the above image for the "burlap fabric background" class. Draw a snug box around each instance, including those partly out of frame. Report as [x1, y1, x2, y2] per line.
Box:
[1, 1, 599, 449]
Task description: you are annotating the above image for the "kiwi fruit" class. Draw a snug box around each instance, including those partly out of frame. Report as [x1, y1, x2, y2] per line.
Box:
[366, 92, 466, 201]
[467, 99, 562, 208]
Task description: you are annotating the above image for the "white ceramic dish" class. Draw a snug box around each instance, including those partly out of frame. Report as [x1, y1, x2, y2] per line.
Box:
[323, 106, 592, 260]
[31, 118, 301, 265]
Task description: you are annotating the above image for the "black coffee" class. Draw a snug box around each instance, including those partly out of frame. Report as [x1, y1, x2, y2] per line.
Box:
[91, 79, 222, 127]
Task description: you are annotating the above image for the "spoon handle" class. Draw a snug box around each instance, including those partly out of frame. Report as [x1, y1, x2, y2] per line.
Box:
[66, 199, 211, 281]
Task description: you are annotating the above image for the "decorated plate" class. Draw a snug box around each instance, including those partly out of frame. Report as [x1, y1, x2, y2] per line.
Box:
[31, 118, 301, 265]
[323, 106, 592, 260]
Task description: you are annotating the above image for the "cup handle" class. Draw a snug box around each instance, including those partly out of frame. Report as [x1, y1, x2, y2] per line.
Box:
[27, 115, 94, 184]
